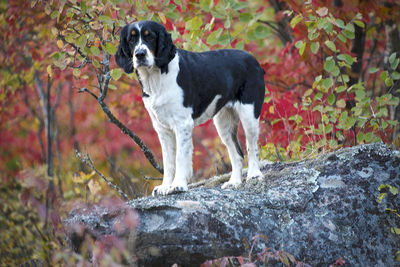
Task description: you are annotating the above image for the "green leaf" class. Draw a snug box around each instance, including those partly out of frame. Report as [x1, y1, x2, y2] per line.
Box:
[254, 25, 269, 39]
[206, 28, 222, 45]
[311, 42, 320, 54]
[304, 88, 313, 97]
[336, 99, 346, 108]
[324, 58, 335, 72]
[327, 93, 335, 105]
[331, 66, 340, 77]
[105, 43, 117, 55]
[385, 77, 393, 87]
[108, 83, 117, 90]
[335, 19, 345, 29]
[187, 16, 202, 30]
[295, 40, 303, 49]
[308, 30, 320, 40]
[345, 23, 355, 33]
[322, 77, 333, 89]
[389, 52, 397, 65]
[337, 33, 347, 43]
[110, 69, 122, 81]
[299, 42, 306, 56]
[336, 85, 346, 93]
[392, 71, 400, 80]
[357, 131, 364, 143]
[80, 0, 86, 14]
[337, 53, 355, 65]
[342, 29, 355, 39]
[290, 14, 303, 28]
[51, 10, 60, 19]
[380, 71, 389, 81]
[239, 13, 252, 22]
[90, 46, 100, 56]
[391, 58, 400, 71]
[354, 20, 365, 28]
[314, 92, 323, 101]
[92, 59, 100, 68]
[368, 67, 379, 74]
[78, 34, 88, 50]
[325, 40, 336, 52]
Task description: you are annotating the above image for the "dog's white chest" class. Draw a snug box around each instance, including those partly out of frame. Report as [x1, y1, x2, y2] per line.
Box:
[139, 55, 193, 130]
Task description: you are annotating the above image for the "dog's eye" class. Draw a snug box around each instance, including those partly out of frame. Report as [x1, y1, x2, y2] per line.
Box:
[130, 31, 137, 41]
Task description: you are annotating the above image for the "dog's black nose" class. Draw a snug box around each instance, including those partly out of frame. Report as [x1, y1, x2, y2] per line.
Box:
[135, 49, 147, 60]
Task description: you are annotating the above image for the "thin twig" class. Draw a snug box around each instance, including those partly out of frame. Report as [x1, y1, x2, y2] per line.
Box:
[143, 176, 163, 180]
[75, 150, 130, 200]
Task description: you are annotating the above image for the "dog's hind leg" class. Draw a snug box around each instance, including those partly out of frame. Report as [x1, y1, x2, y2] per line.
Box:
[237, 103, 263, 181]
[213, 107, 244, 189]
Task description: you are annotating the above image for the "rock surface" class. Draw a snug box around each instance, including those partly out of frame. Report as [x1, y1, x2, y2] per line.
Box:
[65, 143, 400, 266]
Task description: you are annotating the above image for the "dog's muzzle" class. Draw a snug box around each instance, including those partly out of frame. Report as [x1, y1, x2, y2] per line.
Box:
[134, 49, 148, 67]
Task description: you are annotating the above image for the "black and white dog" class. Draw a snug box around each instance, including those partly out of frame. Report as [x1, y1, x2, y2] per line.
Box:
[115, 21, 265, 196]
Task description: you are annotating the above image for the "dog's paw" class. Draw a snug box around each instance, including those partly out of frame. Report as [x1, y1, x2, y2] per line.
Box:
[246, 170, 263, 182]
[152, 184, 171, 196]
[221, 181, 242, 189]
[167, 184, 188, 195]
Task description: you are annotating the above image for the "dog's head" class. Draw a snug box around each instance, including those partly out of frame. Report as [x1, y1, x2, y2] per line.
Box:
[115, 21, 176, 74]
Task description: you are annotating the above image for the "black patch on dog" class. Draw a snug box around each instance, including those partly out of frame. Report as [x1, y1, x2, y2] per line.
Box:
[176, 49, 265, 119]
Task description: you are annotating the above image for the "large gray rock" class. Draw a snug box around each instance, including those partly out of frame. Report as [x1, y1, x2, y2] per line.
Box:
[65, 143, 400, 266]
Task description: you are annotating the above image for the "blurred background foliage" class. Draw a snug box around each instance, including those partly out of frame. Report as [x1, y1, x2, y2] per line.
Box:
[0, 0, 399, 265]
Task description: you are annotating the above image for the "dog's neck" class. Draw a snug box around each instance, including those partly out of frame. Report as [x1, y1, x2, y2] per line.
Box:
[136, 66, 161, 97]
[135, 54, 179, 98]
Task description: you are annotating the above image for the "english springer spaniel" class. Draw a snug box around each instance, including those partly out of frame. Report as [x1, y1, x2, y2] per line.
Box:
[115, 21, 265, 196]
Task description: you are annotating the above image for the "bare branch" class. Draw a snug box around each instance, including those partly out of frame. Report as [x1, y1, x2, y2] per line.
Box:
[143, 176, 163, 180]
[76, 149, 130, 200]
[78, 87, 98, 99]
[96, 98, 164, 174]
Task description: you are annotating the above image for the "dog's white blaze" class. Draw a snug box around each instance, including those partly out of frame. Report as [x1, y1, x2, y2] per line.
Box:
[193, 95, 222, 126]
[133, 24, 155, 69]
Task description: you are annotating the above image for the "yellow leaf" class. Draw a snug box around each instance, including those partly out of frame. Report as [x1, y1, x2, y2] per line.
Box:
[74, 186, 81, 194]
[47, 65, 52, 78]
[269, 106, 274, 114]
[88, 179, 101, 195]
[57, 39, 64, 49]
[158, 12, 166, 24]
[391, 227, 400, 235]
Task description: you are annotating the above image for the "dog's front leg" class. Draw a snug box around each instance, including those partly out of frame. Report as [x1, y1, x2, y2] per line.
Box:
[151, 125, 176, 196]
[167, 123, 193, 194]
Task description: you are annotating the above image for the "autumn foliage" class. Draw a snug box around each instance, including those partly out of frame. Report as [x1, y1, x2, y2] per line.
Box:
[0, 0, 399, 265]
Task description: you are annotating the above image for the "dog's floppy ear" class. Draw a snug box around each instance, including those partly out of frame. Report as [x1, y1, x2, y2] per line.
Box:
[115, 24, 134, 74]
[155, 25, 176, 74]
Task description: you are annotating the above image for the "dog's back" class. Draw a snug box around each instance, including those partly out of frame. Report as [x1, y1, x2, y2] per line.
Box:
[176, 49, 265, 120]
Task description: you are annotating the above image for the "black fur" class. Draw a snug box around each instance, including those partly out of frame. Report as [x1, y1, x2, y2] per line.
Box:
[176, 49, 265, 119]
[115, 24, 134, 73]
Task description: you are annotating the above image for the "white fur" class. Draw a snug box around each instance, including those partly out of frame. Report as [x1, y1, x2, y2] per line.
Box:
[194, 95, 222, 126]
